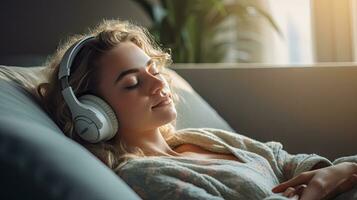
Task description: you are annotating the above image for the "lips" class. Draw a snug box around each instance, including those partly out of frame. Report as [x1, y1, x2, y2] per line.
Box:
[152, 97, 172, 109]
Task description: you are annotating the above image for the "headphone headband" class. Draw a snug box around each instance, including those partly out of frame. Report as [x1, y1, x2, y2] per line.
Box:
[58, 36, 96, 81]
[57, 36, 103, 128]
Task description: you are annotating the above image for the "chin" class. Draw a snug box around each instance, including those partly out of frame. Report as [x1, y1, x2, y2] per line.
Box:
[153, 108, 177, 127]
[162, 110, 177, 125]
[148, 102, 176, 126]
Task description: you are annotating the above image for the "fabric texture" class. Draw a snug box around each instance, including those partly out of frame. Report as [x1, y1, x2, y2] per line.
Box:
[117, 128, 356, 200]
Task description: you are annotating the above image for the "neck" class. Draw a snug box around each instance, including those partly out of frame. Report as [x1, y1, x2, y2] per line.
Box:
[116, 128, 181, 157]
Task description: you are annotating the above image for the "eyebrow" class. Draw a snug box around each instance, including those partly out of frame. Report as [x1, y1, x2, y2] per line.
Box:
[114, 59, 154, 84]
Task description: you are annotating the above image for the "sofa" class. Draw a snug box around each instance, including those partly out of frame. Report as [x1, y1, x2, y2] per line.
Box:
[0, 65, 234, 200]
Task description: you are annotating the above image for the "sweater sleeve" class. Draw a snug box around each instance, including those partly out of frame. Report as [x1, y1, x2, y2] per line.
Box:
[264, 141, 333, 181]
[332, 155, 357, 165]
[196, 128, 333, 182]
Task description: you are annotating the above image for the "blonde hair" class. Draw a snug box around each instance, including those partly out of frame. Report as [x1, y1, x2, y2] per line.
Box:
[37, 19, 178, 171]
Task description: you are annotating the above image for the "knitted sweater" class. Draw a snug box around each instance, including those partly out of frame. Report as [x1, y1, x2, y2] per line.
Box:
[116, 128, 356, 200]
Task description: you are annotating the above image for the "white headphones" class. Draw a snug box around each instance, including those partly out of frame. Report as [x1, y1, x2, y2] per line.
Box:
[58, 36, 119, 143]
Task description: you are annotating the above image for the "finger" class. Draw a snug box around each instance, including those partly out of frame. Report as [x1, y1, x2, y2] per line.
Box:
[289, 194, 299, 200]
[294, 184, 307, 197]
[273, 173, 314, 193]
[283, 187, 296, 197]
[285, 184, 307, 198]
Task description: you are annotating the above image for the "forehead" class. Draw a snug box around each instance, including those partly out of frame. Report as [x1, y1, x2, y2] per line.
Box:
[99, 41, 151, 72]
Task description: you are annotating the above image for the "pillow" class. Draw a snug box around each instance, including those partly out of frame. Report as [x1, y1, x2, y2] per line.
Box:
[167, 67, 234, 131]
[0, 65, 48, 100]
[0, 71, 140, 200]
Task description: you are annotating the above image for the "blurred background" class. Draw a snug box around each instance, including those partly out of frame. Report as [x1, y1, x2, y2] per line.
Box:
[1, 0, 357, 66]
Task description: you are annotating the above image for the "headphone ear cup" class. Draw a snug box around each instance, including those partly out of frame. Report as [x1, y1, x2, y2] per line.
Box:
[78, 94, 119, 141]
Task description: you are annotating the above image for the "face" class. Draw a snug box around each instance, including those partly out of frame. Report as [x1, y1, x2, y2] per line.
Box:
[96, 41, 177, 134]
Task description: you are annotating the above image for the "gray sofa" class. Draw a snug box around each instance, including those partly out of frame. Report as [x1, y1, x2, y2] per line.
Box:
[0, 65, 233, 200]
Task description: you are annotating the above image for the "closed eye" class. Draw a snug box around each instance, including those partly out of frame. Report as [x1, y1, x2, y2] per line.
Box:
[124, 71, 161, 90]
[125, 83, 139, 90]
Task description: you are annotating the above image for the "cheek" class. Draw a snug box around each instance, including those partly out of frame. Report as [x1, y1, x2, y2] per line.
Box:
[111, 95, 150, 120]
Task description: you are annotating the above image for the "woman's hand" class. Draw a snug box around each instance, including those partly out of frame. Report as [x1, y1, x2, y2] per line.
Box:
[281, 184, 307, 199]
[272, 162, 357, 200]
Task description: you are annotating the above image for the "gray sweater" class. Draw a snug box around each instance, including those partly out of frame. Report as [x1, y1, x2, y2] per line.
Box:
[117, 128, 356, 200]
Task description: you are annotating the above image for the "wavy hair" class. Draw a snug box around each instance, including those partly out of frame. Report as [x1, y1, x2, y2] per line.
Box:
[37, 19, 178, 171]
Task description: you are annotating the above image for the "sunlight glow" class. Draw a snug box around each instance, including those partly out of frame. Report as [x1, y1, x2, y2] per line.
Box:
[268, 0, 313, 64]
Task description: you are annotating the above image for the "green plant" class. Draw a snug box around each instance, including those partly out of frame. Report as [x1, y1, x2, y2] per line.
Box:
[133, 0, 280, 63]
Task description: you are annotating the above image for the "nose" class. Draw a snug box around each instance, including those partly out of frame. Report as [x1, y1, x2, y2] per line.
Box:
[150, 75, 168, 97]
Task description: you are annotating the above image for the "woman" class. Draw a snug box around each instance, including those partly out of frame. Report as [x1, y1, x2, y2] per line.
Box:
[37, 19, 357, 200]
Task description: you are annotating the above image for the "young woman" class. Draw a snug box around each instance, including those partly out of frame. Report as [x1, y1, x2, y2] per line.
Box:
[37, 19, 357, 200]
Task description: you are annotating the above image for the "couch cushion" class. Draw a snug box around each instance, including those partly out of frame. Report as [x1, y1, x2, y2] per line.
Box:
[0, 65, 47, 96]
[168, 67, 234, 131]
[0, 70, 140, 199]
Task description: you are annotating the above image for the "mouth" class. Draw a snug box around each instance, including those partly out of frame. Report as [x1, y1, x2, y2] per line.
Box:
[152, 97, 172, 109]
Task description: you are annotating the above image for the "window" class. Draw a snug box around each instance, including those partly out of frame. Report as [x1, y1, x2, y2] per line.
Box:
[267, 0, 313, 64]
[264, 0, 356, 64]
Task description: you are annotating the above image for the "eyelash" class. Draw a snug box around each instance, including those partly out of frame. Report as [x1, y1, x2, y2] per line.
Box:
[125, 72, 161, 90]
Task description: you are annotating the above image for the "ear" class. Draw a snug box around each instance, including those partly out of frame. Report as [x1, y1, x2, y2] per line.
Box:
[37, 82, 50, 98]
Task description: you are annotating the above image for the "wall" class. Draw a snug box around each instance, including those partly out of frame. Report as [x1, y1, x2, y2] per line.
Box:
[0, 0, 149, 66]
[173, 63, 357, 160]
